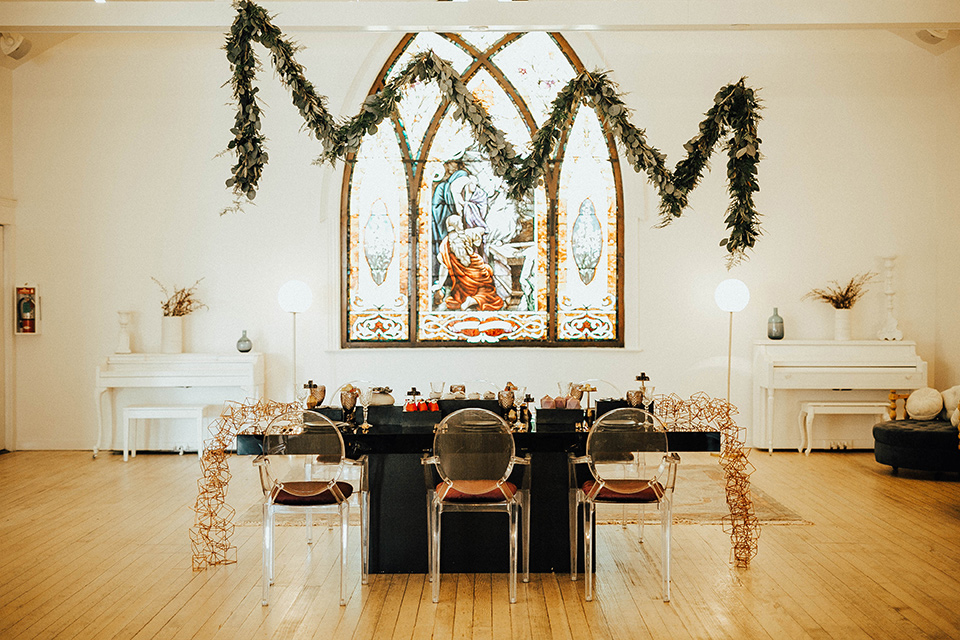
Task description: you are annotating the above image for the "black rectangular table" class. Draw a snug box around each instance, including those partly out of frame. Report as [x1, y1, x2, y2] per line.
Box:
[238, 430, 720, 574]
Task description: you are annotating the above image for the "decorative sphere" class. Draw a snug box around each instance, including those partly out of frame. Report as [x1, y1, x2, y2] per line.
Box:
[277, 280, 313, 313]
[715, 278, 750, 312]
[906, 387, 943, 420]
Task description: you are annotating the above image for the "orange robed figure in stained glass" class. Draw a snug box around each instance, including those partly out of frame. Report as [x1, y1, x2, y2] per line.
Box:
[437, 214, 505, 312]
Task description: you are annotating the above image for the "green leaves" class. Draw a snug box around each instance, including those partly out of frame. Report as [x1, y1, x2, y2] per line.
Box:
[223, 0, 764, 266]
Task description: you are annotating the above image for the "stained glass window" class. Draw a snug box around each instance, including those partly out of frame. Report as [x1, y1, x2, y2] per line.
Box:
[343, 32, 623, 347]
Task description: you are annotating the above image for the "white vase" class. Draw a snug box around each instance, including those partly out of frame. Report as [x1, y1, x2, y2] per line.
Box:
[834, 308, 851, 341]
[161, 316, 183, 353]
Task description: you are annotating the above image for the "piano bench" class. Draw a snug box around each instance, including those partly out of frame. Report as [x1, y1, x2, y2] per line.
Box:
[797, 401, 890, 456]
[122, 405, 206, 462]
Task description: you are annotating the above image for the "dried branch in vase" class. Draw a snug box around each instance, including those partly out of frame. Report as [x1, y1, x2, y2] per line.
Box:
[153, 277, 208, 317]
[802, 272, 876, 310]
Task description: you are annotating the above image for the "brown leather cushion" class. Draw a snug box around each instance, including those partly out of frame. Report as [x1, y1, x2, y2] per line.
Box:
[273, 481, 353, 506]
[437, 480, 517, 502]
[582, 479, 663, 503]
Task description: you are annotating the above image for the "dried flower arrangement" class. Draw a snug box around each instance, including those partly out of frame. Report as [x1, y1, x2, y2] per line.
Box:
[153, 278, 208, 317]
[803, 272, 876, 310]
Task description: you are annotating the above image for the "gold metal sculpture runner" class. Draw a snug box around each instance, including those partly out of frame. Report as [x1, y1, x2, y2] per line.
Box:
[655, 392, 760, 568]
[190, 398, 299, 571]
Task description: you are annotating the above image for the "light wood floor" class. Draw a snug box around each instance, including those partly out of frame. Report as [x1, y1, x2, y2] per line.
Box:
[1, 449, 959, 639]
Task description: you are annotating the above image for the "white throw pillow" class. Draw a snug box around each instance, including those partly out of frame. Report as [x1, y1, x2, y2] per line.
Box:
[952, 407, 959, 428]
[941, 385, 960, 417]
[906, 387, 943, 420]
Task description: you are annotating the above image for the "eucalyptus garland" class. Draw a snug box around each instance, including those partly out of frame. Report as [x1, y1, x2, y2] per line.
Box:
[224, 0, 764, 265]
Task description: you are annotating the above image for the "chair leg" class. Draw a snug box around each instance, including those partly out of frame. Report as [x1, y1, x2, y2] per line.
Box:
[360, 490, 370, 585]
[262, 502, 273, 606]
[426, 493, 434, 583]
[638, 503, 646, 543]
[584, 501, 595, 601]
[661, 500, 672, 602]
[509, 503, 519, 604]
[522, 491, 530, 583]
[431, 502, 442, 603]
[339, 501, 349, 606]
[569, 490, 578, 581]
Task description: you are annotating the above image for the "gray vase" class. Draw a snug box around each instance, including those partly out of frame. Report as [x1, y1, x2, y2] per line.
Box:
[767, 308, 784, 340]
[236, 330, 253, 353]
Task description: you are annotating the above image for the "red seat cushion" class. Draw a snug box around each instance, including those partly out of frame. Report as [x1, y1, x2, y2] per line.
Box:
[272, 481, 353, 506]
[582, 479, 663, 503]
[437, 480, 517, 502]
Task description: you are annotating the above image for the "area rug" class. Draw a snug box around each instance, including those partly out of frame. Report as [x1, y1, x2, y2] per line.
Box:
[594, 463, 812, 526]
[235, 464, 810, 527]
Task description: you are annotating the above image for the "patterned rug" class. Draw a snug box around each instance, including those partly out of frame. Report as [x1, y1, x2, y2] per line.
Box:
[235, 464, 810, 527]
[595, 463, 811, 526]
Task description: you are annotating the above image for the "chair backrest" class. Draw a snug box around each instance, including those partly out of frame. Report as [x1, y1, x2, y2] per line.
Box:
[258, 410, 346, 499]
[586, 407, 668, 482]
[433, 408, 515, 497]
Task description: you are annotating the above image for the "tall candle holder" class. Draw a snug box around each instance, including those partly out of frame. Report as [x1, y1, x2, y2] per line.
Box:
[116, 311, 133, 354]
[876, 255, 903, 341]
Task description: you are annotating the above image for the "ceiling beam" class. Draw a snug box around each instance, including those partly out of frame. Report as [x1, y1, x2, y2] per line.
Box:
[3, 0, 960, 34]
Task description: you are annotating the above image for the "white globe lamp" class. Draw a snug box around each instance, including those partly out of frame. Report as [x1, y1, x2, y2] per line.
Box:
[715, 278, 750, 313]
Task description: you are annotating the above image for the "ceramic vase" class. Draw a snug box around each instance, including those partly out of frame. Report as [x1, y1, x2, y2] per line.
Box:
[161, 316, 183, 353]
[767, 308, 784, 340]
[236, 330, 252, 353]
[834, 308, 851, 341]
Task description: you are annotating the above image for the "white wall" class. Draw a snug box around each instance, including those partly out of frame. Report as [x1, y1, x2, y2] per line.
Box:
[0, 66, 11, 451]
[9, 28, 960, 449]
[934, 52, 960, 389]
[0, 67, 12, 199]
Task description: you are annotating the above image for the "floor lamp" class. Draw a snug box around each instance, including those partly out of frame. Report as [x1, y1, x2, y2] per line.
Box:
[714, 278, 750, 409]
[278, 280, 313, 401]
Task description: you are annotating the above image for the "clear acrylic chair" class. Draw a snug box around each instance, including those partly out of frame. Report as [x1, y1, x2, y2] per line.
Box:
[422, 408, 531, 604]
[568, 407, 680, 602]
[254, 410, 368, 606]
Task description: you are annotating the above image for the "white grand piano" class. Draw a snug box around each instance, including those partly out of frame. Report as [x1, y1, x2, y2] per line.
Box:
[94, 353, 265, 457]
[752, 340, 927, 452]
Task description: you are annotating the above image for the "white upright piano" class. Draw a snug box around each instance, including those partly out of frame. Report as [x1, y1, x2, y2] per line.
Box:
[94, 353, 265, 457]
[752, 341, 927, 452]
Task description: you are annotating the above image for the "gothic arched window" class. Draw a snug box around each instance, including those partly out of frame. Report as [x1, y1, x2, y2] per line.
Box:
[343, 32, 623, 346]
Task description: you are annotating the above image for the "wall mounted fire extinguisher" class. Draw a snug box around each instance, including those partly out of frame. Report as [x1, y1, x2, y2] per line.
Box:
[15, 285, 40, 335]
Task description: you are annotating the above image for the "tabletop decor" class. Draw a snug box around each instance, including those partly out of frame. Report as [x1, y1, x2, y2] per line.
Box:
[153, 278, 207, 353]
[803, 272, 875, 340]
[222, 0, 764, 266]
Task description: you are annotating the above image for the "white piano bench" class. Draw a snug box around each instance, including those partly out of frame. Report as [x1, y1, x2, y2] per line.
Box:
[122, 405, 206, 462]
[797, 401, 890, 456]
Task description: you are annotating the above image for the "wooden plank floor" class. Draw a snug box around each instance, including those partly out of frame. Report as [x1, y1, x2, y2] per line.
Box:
[1, 449, 959, 639]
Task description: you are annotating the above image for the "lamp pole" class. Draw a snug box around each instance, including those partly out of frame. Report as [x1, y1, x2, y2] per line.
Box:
[278, 280, 313, 402]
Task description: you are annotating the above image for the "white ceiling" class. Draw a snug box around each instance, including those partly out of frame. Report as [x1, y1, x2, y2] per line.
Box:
[2, 1, 958, 68]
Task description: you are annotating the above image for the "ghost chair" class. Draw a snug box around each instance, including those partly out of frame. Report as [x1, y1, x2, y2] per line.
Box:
[254, 410, 368, 606]
[569, 407, 680, 602]
[422, 408, 531, 603]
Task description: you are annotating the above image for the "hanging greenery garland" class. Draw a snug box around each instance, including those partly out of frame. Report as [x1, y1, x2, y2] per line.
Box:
[224, 0, 764, 265]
